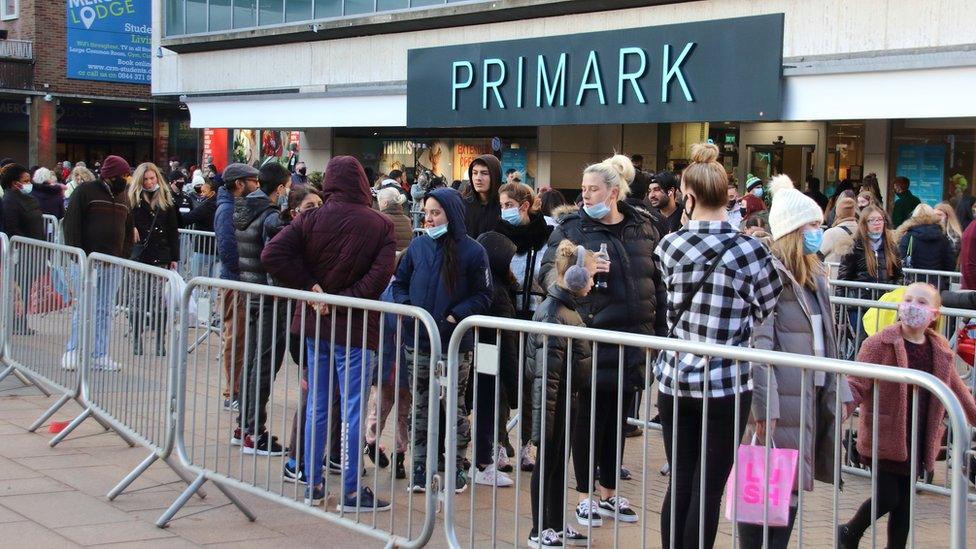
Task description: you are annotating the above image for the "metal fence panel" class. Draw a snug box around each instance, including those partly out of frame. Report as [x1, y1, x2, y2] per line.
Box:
[443, 315, 973, 549]
[177, 229, 218, 282]
[0, 237, 94, 433]
[163, 277, 443, 548]
[41, 214, 61, 244]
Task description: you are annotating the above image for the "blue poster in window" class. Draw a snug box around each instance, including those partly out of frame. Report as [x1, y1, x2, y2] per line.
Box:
[502, 148, 527, 184]
[895, 144, 945, 207]
[66, 0, 151, 84]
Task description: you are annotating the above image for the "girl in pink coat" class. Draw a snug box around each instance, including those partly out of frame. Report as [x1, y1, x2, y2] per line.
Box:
[838, 282, 976, 549]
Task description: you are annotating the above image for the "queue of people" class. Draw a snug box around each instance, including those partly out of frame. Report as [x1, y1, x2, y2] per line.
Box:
[5, 146, 976, 549]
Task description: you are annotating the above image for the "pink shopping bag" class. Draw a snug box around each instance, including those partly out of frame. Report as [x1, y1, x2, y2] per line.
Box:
[724, 443, 799, 526]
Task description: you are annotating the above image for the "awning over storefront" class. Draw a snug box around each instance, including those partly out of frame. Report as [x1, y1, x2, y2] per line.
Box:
[185, 93, 407, 129]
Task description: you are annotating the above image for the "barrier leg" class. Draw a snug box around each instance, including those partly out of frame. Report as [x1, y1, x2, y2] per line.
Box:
[49, 406, 92, 446]
[162, 455, 207, 499]
[156, 474, 254, 528]
[209, 479, 256, 522]
[108, 452, 158, 500]
[27, 393, 72, 432]
[14, 369, 51, 396]
[157, 473, 205, 528]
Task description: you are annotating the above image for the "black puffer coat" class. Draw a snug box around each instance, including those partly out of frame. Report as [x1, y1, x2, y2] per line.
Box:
[233, 192, 276, 285]
[131, 194, 180, 266]
[527, 284, 591, 442]
[538, 201, 666, 390]
[839, 237, 903, 285]
[898, 223, 955, 272]
[476, 231, 520, 403]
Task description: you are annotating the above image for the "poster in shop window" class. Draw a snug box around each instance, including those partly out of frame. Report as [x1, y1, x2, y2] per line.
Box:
[66, 0, 151, 84]
[895, 145, 945, 207]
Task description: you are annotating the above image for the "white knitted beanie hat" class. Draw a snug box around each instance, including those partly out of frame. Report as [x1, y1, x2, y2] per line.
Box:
[768, 174, 823, 241]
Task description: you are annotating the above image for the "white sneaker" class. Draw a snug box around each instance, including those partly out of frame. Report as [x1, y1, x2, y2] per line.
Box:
[496, 445, 513, 472]
[61, 350, 80, 371]
[575, 499, 603, 527]
[473, 463, 513, 487]
[92, 356, 121, 371]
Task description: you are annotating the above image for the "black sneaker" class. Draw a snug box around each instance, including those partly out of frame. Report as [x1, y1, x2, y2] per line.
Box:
[365, 442, 390, 468]
[222, 398, 240, 411]
[409, 464, 426, 493]
[528, 528, 563, 548]
[454, 467, 468, 494]
[338, 486, 391, 512]
[242, 432, 285, 456]
[596, 495, 638, 523]
[326, 456, 342, 475]
[836, 524, 859, 549]
[560, 526, 588, 546]
[283, 458, 306, 484]
[305, 484, 325, 506]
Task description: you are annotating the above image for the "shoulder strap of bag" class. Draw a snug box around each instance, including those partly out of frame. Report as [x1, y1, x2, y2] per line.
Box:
[133, 205, 162, 259]
[839, 225, 853, 236]
[667, 234, 740, 338]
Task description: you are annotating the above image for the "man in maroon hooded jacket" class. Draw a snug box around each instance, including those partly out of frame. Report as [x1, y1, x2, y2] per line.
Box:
[262, 155, 396, 511]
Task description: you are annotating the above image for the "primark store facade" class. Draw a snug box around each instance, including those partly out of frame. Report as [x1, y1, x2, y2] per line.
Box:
[153, 0, 976, 204]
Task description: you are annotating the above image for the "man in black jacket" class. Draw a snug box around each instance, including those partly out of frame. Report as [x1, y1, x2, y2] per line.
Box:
[61, 155, 134, 372]
[1, 163, 45, 334]
[463, 154, 502, 238]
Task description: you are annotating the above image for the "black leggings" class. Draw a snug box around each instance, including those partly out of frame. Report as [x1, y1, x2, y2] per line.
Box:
[531, 377, 573, 533]
[572, 388, 634, 492]
[846, 469, 913, 549]
[659, 391, 752, 549]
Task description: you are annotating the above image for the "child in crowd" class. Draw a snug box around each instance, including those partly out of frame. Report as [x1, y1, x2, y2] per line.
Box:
[838, 282, 976, 549]
[527, 240, 596, 548]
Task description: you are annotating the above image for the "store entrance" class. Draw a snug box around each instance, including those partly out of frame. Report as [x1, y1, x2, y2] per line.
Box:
[747, 144, 815, 185]
[57, 139, 153, 167]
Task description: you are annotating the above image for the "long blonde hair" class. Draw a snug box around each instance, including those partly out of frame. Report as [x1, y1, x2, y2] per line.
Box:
[857, 205, 900, 280]
[894, 203, 941, 242]
[769, 229, 824, 290]
[128, 162, 173, 210]
[934, 202, 963, 241]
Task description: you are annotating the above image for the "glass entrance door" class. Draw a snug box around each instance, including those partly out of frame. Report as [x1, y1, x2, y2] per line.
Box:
[747, 145, 815, 185]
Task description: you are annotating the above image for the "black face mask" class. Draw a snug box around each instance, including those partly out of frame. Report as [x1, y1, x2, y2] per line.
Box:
[683, 195, 696, 220]
[298, 168, 307, 176]
[109, 176, 126, 194]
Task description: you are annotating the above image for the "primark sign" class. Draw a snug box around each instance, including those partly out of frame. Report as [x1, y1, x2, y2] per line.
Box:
[407, 14, 783, 127]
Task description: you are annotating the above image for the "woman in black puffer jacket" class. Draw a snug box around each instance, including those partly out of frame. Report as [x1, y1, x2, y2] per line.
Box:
[895, 203, 955, 287]
[538, 154, 665, 525]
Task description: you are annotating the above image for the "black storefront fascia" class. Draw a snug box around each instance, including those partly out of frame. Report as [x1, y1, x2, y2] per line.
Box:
[407, 14, 784, 128]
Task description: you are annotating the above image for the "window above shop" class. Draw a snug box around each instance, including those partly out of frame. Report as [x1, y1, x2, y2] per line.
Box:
[161, 0, 684, 52]
[1, 0, 18, 21]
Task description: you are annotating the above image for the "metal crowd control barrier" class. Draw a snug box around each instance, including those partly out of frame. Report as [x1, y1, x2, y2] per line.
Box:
[177, 229, 218, 282]
[830, 293, 976, 500]
[42, 214, 62, 244]
[443, 315, 973, 549]
[904, 267, 962, 290]
[0, 237, 115, 434]
[164, 277, 443, 548]
[55, 253, 202, 501]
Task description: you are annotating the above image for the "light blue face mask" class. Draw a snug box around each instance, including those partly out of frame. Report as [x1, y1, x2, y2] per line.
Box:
[868, 231, 883, 241]
[751, 187, 764, 198]
[19, 183, 33, 195]
[583, 201, 611, 220]
[501, 207, 522, 226]
[427, 223, 449, 240]
[802, 228, 823, 254]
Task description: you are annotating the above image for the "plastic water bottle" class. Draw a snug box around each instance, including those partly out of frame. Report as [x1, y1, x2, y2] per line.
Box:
[594, 243, 609, 290]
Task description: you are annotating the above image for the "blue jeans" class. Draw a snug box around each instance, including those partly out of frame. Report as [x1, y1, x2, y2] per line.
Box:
[304, 339, 374, 495]
[66, 264, 120, 358]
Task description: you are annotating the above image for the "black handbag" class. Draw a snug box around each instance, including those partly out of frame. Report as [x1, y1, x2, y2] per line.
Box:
[130, 205, 161, 261]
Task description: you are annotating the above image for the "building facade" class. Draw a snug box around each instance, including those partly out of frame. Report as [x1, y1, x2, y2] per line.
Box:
[0, 0, 195, 169]
[153, 0, 976, 205]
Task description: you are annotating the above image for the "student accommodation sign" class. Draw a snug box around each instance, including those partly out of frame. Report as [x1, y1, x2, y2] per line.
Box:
[67, 0, 151, 84]
[407, 14, 784, 127]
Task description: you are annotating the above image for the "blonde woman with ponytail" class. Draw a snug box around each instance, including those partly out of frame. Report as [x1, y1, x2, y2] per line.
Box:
[653, 143, 784, 549]
[743, 175, 852, 548]
[539, 153, 666, 528]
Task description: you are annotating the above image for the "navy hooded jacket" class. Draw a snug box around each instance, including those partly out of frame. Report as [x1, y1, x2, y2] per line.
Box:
[392, 187, 492, 352]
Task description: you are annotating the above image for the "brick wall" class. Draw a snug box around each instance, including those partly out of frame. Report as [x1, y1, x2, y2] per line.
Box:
[1, 0, 149, 100]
